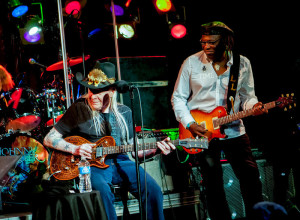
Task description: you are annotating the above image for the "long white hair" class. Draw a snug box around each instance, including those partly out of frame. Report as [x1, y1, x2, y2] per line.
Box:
[83, 91, 130, 144]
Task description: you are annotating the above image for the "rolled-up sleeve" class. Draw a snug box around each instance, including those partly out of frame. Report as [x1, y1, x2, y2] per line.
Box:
[171, 58, 195, 128]
[239, 57, 258, 110]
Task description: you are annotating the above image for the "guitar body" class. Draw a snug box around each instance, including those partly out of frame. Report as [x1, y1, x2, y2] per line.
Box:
[179, 106, 227, 154]
[50, 136, 115, 180]
[178, 95, 294, 154]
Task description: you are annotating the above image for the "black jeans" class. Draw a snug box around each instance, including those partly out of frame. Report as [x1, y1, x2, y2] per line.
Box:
[196, 134, 263, 220]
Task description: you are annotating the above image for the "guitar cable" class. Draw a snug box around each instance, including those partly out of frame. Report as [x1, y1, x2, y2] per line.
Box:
[135, 87, 148, 220]
[175, 148, 190, 164]
[159, 154, 177, 219]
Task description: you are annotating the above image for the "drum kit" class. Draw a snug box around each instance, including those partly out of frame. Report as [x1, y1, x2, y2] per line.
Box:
[0, 55, 89, 201]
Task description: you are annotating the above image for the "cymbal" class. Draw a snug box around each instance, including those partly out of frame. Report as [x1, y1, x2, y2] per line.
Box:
[46, 55, 90, 71]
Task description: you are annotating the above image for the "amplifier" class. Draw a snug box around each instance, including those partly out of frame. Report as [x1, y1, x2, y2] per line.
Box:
[191, 159, 295, 219]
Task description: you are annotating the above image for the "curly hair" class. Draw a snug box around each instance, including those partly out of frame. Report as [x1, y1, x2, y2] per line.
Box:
[0, 65, 15, 92]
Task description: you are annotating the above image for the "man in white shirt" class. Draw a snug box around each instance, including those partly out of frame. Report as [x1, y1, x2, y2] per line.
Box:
[171, 21, 267, 220]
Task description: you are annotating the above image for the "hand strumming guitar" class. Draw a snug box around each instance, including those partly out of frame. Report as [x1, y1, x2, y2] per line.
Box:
[188, 122, 208, 139]
[73, 143, 94, 159]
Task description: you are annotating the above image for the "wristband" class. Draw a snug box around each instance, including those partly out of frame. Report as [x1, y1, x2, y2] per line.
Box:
[186, 121, 196, 130]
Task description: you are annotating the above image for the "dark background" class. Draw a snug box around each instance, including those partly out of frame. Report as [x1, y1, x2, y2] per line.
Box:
[1, 0, 299, 150]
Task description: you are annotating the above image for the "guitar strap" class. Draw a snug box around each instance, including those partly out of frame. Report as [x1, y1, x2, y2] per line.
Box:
[226, 52, 240, 114]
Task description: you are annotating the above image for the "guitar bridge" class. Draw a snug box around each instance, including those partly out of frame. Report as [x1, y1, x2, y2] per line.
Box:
[199, 121, 207, 129]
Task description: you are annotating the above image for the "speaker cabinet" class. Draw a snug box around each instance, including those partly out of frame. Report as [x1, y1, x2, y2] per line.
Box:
[222, 162, 246, 219]
[221, 159, 294, 219]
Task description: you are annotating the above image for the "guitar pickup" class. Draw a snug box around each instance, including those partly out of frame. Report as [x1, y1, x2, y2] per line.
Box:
[212, 117, 219, 129]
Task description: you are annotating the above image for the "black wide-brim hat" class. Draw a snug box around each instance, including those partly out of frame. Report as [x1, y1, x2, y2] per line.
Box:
[76, 61, 117, 92]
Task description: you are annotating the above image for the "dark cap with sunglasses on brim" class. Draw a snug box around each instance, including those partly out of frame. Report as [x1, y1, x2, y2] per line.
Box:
[76, 61, 118, 93]
[201, 21, 234, 35]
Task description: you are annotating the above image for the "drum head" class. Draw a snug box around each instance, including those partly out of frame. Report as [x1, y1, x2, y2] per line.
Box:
[4, 88, 41, 132]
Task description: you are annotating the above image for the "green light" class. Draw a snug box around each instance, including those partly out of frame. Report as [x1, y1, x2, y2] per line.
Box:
[156, 0, 172, 12]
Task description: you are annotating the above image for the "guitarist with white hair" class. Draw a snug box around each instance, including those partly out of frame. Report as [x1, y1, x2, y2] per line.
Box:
[171, 21, 268, 220]
[44, 61, 175, 220]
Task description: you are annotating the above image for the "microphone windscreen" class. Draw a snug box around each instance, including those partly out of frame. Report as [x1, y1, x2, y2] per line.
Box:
[29, 58, 36, 64]
[115, 80, 130, 93]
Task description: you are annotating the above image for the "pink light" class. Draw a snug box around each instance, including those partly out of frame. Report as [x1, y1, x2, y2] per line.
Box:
[171, 24, 187, 39]
[65, 1, 81, 15]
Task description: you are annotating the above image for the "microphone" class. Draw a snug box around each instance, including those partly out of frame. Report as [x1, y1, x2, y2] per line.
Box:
[115, 80, 135, 93]
[29, 58, 47, 68]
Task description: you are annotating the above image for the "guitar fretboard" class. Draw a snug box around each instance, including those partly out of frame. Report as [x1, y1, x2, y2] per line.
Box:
[95, 140, 180, 156]
[218, 101, 276, 126]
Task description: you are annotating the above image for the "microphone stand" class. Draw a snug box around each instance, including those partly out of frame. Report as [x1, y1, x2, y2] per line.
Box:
[129, 87, 143, 220]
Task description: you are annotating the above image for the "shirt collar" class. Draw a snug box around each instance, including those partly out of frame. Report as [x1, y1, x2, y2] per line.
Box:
[199, 50, 234, 66]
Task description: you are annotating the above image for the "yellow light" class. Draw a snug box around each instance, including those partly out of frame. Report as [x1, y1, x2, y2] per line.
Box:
[156, 0, 172, 12]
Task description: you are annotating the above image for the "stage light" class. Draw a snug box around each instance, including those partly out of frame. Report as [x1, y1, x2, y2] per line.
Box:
[153, 0, 174, 14]
[9, 0, 28, 17]
[65, 1, 81, 15]
[170, 24, 186, 39]
[118, 24, 135, 39]
[110, 4, 124, 16]
[88, 28, 101, 39]
[156, 0, 172, 12]
[125, 0, 132, 7]
[20, 16, 44, 44]
[23, 31, 41, 43]
[64, 0, 87, 16]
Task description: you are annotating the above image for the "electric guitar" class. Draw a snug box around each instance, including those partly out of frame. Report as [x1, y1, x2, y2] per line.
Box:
[50, 135, 208, 180]
[179, 94, 295, 154]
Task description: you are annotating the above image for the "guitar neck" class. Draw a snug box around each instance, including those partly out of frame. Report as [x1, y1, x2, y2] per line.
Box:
[218, 101, 276, 125]
[99, 139, 180, 155]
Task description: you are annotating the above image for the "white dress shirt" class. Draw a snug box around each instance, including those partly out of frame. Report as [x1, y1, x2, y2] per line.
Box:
[171, 50, 258, 139]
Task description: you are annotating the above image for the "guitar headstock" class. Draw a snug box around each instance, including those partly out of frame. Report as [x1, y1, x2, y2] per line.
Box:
[276, 93, 296, 111]
[178, 137, 209, 150]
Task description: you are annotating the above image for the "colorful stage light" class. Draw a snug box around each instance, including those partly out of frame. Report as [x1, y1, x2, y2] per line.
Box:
[22, 16, 44, 44]
[118, 24, 135, 39]
[9, 0, 28, 17]
[23, 31, 41, 43]
[110, 4, 125, 16]
[171, 24, 186, 39]
[155, 0, 172, 13]
[12, 5, 28, 17]
[88, 28, 101, 39]
[65, 0, 81, 15]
